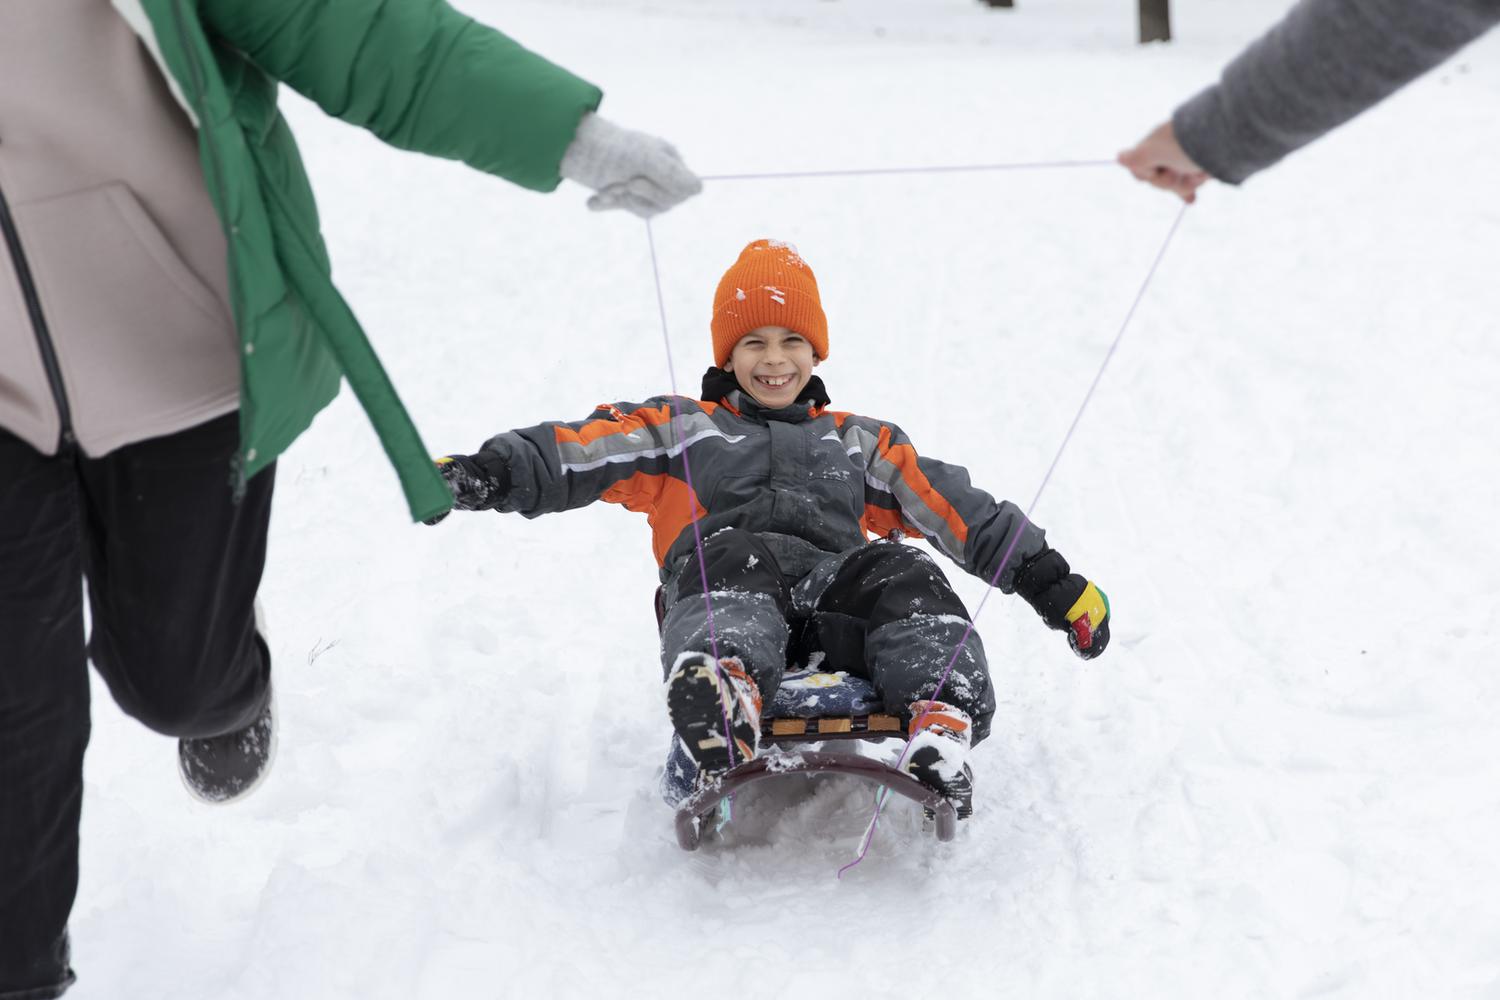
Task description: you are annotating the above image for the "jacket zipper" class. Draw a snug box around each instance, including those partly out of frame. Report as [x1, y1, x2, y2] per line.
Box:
[0, 182, 75, 448]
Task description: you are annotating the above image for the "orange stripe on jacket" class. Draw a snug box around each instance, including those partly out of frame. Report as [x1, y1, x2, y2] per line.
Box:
[861, 504, 924, 542]
[553, 403, 676, 448]
[878, 426, 969, 546]
[554, 400, 724, 449]
[601, 471, 706, 566]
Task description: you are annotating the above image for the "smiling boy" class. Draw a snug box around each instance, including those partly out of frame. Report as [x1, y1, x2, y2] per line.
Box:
[724, 324, 819, 408]
[431, 239, 1110, 818]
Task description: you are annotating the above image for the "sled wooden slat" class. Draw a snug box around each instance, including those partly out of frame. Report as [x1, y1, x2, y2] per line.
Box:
[760, 713, 904, 744]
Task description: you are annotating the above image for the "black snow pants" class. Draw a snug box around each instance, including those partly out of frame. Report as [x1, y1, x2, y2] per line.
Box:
[0, 413, 273, 1000]
[659, 528, 996, 742]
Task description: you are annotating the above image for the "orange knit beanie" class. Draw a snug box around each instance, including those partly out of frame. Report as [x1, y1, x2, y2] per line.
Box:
[710, 239, 829, 368]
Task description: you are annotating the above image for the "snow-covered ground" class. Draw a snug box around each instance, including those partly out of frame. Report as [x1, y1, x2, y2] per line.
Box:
[71, 1, 1500, 997]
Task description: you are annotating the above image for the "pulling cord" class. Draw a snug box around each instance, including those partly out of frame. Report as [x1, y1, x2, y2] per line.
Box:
[645, 219, 742, 819]
[839, 199, 1191, 877]
[701, 160, 1115, 183]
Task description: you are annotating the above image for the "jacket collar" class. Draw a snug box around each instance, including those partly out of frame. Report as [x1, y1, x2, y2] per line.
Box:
[699, 367, 830, 423]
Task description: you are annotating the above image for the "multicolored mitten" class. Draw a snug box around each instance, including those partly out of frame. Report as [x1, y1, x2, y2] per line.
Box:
[1062, 581, 1110, 660]
[1013, 547, 1111, 661]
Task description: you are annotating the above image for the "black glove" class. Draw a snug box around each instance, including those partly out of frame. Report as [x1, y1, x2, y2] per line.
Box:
[422, 451, 511, 525]
[1013, 548, 1111, 660]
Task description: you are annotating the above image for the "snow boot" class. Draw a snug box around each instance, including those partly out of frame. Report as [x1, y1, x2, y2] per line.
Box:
[665, 652, 762, 774]
[178, 684, 277, 804]
[903, 699, 974, 819]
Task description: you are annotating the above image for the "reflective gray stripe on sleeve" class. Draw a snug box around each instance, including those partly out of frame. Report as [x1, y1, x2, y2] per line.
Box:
[555, 409, 745, 474]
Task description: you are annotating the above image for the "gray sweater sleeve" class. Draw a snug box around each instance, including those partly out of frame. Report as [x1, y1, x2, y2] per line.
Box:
[1172, 0, 1500, 184]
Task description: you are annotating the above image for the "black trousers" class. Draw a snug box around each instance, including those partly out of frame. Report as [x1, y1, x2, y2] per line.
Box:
[0, 413, 273, 1000]
[664, 530, 996, 742]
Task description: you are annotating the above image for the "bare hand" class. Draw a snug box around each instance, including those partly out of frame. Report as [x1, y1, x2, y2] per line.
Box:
[1118, 122, 1210, 203]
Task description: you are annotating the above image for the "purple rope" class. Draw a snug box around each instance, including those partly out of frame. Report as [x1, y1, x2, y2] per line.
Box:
[644, 220, 742, 793]
[702, 160, 1115, 183]
[837, 199, 1192, 878]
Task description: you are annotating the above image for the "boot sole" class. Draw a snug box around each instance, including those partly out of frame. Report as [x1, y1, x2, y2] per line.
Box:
[666, 658, 757, 773]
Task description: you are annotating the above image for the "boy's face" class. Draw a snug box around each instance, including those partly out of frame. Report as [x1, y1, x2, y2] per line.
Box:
[725, 325, 820, 409]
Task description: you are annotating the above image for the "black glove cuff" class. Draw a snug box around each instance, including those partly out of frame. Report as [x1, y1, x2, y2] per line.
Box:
[468, 450, 512, 504]
[444, 451, 512, 511]
[1013, 547, 1066, 601]
[1014, 548, 1085, 630]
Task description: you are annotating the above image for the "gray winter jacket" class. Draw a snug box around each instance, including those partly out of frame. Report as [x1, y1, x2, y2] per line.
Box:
[1173, 0, 1500, 184]
[482, 377, 1048, 589]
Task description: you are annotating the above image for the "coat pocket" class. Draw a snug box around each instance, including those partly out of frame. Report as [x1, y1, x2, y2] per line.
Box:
[18, 182, 229, 327]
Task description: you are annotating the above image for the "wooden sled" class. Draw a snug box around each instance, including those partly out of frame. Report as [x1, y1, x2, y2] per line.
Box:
[660, 666, 961, 851]
[656, 589, 961, 850]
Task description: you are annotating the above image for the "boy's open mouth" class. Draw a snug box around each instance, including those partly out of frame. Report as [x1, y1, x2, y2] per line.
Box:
[756, 374, 793, 388]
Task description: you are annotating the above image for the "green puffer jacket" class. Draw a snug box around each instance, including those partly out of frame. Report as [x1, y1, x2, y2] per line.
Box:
[130, 0, 602, 520]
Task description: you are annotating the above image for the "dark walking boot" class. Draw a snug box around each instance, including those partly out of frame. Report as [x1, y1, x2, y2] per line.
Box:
[177, 685, 276, 804]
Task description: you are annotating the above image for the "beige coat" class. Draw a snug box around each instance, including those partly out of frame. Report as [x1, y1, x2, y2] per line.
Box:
[0, 0, 238, 457]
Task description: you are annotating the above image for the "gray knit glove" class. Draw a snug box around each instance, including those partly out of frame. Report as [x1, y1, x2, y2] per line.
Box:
[559, 112, 702, 218]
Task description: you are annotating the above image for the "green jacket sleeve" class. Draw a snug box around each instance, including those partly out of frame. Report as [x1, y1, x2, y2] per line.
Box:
[199, 0, 603, 191]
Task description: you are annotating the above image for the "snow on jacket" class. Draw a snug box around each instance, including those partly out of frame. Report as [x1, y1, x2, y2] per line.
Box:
[1172, 0, 1500, 184]
[482, 372, 1049, 589]
[0, 0, 602, 521]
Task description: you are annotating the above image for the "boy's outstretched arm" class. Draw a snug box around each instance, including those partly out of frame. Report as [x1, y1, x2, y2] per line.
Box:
[425, 396, 695, 525]
[1012, 549, 1110, 661]
[853, 417, 1110, 660]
